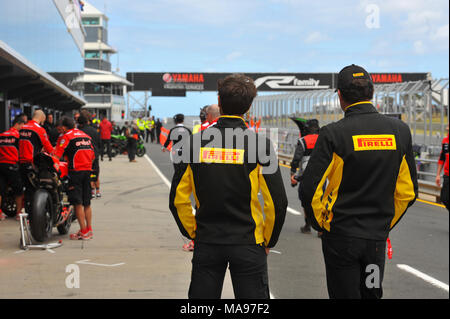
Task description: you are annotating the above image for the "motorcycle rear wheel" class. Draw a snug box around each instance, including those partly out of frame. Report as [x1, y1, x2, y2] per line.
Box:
[30, 189, 53, 242]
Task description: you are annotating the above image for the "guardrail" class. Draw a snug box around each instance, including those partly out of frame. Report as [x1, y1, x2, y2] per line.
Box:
[251, 79, 449, 147]
[415, 158, 442, 202]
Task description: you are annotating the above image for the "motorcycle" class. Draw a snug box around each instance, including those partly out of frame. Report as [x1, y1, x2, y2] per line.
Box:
[136, 136, 146, 157]
[110, 134, 146, 157]
[26, 153, 74, 242]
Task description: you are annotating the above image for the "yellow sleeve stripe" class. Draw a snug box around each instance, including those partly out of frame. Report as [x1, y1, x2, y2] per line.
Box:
[190, 166, 200, 209]
[311, 152, 344, 231]
[249, 165, 265, 244]
[258, 167, 277, 246]
[391, 155, 416, 228]
[173, 165, 196, 238]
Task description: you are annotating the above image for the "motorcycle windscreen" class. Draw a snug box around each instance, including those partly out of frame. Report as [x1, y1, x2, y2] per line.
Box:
[290, 117, 308, 138]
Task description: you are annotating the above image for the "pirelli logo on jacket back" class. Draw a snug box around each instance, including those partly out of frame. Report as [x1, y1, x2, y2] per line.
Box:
[199, 147, 245, 164]
[352, 134, 397, 151]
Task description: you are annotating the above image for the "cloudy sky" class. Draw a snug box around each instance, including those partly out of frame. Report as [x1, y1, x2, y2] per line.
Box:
[3, 0, 448, 118]
[97, 0, 448, 73]
[85, 0, 448, 117]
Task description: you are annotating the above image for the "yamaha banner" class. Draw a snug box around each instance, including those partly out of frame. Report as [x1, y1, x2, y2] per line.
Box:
[126, 72, 428, 95]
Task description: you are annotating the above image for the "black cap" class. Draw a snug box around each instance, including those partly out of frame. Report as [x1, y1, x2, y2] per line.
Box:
[199, 106, 208, 122]
[173, 113, 184, 123]
[306, 119, 319, 128]
[335, 64, 372, 92]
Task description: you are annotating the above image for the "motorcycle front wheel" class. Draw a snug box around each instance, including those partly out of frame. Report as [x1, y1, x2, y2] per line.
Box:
[136, 146, 146, 157]
[110, 146, 119, 157]
[30, 189, 53, 242]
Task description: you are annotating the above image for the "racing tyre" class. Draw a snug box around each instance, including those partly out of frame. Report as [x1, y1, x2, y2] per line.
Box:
[30, 189, 53, 242]
[136, 146, 146, 157]
[57, 205, 74, 235]
[110, 147, 119, 158]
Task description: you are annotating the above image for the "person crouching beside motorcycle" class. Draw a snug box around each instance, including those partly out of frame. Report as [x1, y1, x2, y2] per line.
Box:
[0, 115, 26, 220]
[53, 117, 95, 240]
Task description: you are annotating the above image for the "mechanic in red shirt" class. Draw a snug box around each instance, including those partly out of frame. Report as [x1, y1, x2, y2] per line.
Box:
[0, 115, 26, 220]
[19, 110, 54, 164]
[19, 110, 54, 212]
[99, 115, 113, 161]
[53, 117, 95, 240]
[436, 124, 449, 211]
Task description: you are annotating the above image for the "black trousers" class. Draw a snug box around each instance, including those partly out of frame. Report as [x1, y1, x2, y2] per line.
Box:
[101, 139, 111, 160]
[19, 163, 35, 214]
[127, 138, 137, 161]
[188, 243, 269, 299]
[0, 163, 23, 196]
[321, 232, 386, 299]
[68, 171, 92, 207]
[150, 128, 155, 143]
[441, 175, 449, 211]
[156, 129, 161, 144]
[297, 182, 311, 227]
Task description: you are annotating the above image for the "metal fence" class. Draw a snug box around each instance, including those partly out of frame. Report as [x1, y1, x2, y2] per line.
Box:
[251, 79, 448, 153]
[250, 79, 449, 200]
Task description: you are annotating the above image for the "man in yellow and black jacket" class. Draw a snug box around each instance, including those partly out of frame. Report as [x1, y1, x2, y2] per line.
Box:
[169, 74, 287, 299]
[300, 64, 418, 299]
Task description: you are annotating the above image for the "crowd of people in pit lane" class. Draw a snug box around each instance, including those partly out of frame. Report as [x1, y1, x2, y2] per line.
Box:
[0, 109, 165, 240]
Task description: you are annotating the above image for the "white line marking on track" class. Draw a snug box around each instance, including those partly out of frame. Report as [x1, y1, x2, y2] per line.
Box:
[397, 264, 449, 292]
[270, 250, 282, 254]
[76, 259, 125, 268]
[144, 154, 171, 188]
[287, 207, 302, 216]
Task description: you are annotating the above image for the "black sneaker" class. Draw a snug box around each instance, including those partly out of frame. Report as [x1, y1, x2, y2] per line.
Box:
[300, 225, 311, 234]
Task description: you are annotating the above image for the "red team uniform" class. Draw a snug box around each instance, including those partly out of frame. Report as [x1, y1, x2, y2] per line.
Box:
[0, 127, 23, 200]
[53, 128, 95, 207]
